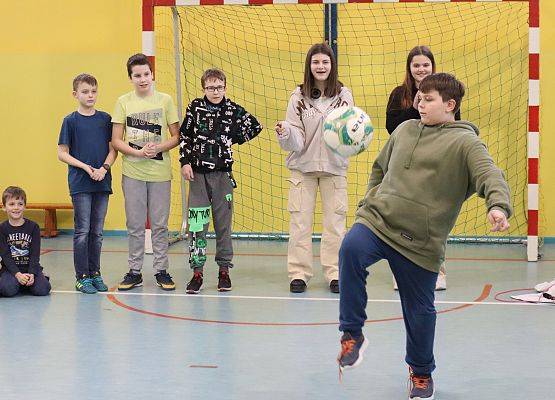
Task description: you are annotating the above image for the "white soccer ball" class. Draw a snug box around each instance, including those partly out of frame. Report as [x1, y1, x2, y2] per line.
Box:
[323, 106, 374, 157]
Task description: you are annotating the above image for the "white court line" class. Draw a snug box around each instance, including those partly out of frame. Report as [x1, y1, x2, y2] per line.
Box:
[51, 290, 550, 306]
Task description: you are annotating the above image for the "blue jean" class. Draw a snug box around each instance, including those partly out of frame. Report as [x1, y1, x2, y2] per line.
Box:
[0, 270, 51, 297]
[339, 223, 438, 375]
[71, 192, 109, 278]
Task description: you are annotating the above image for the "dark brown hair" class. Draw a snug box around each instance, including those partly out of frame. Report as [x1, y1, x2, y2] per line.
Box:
[126, 53, 152, 78]
[400, 46, 436, 109]
[300, 43, 342, 98]
[2, 186, 27, 205]
[419, 73, 465, 113]
[201, 68, 226, 88]
[72, 74, 98, 92]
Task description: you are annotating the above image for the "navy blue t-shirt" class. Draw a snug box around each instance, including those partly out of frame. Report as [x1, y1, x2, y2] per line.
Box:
[58, 111, 113, 195]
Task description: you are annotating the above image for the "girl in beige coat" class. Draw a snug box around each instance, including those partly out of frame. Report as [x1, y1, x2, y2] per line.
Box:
[275, 43, 354, 293]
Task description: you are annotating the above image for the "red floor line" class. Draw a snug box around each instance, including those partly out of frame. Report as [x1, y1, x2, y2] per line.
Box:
[494, 288, 536, 303]
[106, 284, 492, 327]
[41, 248, 552, 262]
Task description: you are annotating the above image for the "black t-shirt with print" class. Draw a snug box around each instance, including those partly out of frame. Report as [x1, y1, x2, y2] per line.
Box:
[0, 219, 41, 275]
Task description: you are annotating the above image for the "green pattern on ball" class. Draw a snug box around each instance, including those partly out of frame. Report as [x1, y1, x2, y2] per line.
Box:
[323, 106, 373, 157]
[340, 108, 356, 120]
[339, 125, 352, 145]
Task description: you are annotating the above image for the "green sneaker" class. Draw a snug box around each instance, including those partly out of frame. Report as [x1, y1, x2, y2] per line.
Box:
[76, 277, 97, 294]
[91, 273, 108, 292]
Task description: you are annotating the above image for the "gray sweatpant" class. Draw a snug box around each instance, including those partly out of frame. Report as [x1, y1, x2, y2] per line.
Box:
[188, 171, 234, 269]
[122, 175, 171, 273]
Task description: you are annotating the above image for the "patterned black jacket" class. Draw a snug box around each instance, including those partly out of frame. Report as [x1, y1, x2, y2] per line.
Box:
[179, 97, 262, 172]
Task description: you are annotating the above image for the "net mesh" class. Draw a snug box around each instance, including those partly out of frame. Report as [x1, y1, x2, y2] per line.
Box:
[154, 2, 529, 242]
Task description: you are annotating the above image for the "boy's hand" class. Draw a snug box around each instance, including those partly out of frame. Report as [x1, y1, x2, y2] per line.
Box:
[487, 209, 510, 232]
[181, 164, 194, 181]
[142, 143, 158, 158]
[15, 272, 29, 285]
[413, 91, 422, 110]
[84, 165, 95, 178]
[24, 273, 34, 286]
[90, 167, 107, 181]
[275, 122, 286, 138]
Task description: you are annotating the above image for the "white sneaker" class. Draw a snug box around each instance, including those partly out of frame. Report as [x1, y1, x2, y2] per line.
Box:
[534, 280, 555, 293]
[435, 271, 447, 291]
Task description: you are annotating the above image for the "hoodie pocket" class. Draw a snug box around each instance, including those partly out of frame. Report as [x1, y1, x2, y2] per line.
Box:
[372, 193, 430, 250]
[287, 178, 302, 212]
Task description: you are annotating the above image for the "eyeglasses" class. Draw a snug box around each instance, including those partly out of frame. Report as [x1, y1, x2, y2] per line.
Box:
[204, 85, 226, 92]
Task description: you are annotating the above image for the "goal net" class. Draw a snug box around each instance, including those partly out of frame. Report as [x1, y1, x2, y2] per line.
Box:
[153, 1, 530, 244]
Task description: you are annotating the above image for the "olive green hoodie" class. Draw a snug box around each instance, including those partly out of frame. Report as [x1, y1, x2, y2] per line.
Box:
[355, 120, 512, 273]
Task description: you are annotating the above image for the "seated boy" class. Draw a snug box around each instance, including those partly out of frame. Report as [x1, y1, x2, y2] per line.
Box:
[337, 73, 512, 399]
[0, 186, 51, 297]
[180, 68, 262, 294]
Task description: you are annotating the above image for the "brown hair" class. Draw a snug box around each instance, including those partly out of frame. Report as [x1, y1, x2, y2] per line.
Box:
[400, 46, 436, 109]
[2, 186, 27, 205]
[73, 74, 98, 92]
[201, 68, 226, 88]
[300, 43, 342, 98]
[419, 73, 465, 114]
[126, 53, 152, 78]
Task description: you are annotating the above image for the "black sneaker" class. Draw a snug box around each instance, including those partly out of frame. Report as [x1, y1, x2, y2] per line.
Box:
[186, 271, 203, 294]
[290, 279, 306, 293]
[409, 368, 435, 399]
[330, 279, 339, 293]
[118, 271, 143, 291]
[155, 270, 176, 291]
[217, 270, 232, 292]
[337, 332, 368, 371]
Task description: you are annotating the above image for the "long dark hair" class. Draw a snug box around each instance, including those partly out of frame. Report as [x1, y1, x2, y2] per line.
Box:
[400, 46, 436, 109]
[300, 43, 343, 98]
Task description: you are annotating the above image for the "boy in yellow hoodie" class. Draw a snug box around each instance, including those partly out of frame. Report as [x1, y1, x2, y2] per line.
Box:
[337, 73, 511, 399]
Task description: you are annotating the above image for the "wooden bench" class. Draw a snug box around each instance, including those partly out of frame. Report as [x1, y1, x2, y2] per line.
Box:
[27, 203, 73, 238]
[1, 203, 73, 238]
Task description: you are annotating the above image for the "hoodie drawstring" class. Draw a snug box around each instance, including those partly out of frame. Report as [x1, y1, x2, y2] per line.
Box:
[404, 124, 424, 169]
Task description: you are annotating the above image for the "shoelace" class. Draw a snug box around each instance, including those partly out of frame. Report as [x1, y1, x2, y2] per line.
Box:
[337, 338, 356, 383]
[410, 374, 430, 390]
[79, 278, 94, 288]
[339, 339, 356, 359]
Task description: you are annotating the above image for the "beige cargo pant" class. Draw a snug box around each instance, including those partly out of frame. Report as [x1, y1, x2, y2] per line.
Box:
[287, 170, 347, 284]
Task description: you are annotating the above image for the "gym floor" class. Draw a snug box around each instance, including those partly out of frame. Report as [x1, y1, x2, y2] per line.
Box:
[0, 236, 553, 400]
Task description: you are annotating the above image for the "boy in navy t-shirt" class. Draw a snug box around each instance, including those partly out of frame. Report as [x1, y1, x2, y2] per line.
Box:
[0, 186, 51, 297]
[57, 73, 117, 294]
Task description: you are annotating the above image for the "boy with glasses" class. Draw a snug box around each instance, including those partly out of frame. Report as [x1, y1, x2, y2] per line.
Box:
[180, 68, 262, 294]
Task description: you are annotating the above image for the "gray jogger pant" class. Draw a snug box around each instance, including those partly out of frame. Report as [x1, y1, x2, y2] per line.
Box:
[122, 175, 171, 273]
[188, 171, 234, 269]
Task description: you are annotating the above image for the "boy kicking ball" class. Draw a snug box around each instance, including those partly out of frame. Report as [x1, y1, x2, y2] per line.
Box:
[337, 73, 511, 399]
